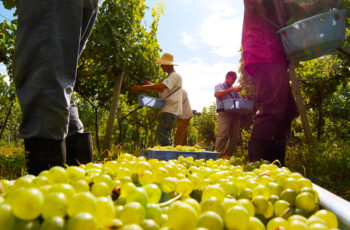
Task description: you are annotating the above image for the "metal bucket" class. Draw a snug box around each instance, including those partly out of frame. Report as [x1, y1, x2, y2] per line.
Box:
[278, 10, 348, 61]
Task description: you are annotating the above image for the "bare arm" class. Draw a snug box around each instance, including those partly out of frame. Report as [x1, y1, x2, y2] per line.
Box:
[131, 82, 167, 93]
[215, 87, 242, 99]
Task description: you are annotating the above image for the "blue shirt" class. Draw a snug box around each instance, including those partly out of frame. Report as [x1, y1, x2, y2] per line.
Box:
[214, 83, 241, 110]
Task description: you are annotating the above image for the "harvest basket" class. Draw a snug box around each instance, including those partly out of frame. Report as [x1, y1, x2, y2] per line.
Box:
[222, 98, 254, 114]
[278, 10, 347, 61]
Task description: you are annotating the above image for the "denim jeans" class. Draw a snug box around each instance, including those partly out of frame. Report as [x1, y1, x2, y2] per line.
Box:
[14, 0, 99, 140]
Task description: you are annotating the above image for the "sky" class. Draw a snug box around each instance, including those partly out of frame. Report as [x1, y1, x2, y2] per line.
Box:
[0, 0, 245, 112]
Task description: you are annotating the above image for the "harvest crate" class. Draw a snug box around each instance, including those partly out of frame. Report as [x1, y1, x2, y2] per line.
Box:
[140, 149, 218, 160]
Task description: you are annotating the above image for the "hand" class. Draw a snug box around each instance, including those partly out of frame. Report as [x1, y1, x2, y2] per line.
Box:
[142, 80, 153, 85]
[131, 85, 142, 93]
[232, 86, 242, 92]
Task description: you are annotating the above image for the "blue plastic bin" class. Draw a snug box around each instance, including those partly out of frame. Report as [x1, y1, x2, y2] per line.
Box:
[278, 10, 348, 61]
[140, 150, 218, 160]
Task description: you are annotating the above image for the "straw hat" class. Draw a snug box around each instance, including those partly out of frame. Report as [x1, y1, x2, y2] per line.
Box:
[155, 53, 179, 66]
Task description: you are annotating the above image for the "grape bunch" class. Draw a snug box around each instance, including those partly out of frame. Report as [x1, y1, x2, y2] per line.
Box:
[0, 153, 340, 230]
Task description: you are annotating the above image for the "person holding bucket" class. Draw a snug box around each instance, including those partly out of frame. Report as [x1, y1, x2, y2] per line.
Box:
[214, 71, 242, 157]
[131, 53, 183, 146]
[242, 0, 339, 165]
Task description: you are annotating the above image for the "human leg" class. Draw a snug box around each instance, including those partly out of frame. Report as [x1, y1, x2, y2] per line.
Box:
[156, 112, 176, 146]
[223, 115, 241, 156]
[248, 62, 292, 162]
[14, 0, 98, 173]
[215, 112, 231, 154]
[174, 119, 190, 146]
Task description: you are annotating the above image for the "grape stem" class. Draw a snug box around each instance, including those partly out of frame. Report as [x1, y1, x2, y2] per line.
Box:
[271, 160, 281, 167]
[156, 193, 183, 207]
[279, 207, 291, 218]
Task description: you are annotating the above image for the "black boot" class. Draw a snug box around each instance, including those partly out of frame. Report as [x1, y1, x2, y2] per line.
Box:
[267, 139, 287, 166]
[248, 139, 269, 162]
[66, 131, 94, 165]
[25, 138, 66, 176]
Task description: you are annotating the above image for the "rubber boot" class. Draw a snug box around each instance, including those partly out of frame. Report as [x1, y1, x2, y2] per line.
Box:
[25, 138, 66, 176]
[248, 139, 269, 162]
[267, 139, 287, 166]
[66, 131, 94, 165]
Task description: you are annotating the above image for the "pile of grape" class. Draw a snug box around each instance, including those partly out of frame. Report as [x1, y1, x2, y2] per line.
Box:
[0, 153, 339, 230]
[148, 145, 213, 152]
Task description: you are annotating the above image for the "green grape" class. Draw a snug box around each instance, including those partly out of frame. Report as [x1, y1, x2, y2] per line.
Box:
[126, 187, 149, 208]
[274, 200, 291, 217]
[252, 195, 268, 214]
[141, 219, 160, 230]
[95, 197, 115, 228]
[12, 175, 35, 189]
[263, 201, 274, 219]
[247, 216, 265, 230]
[139, 170, 153, 186]
[67, 212, 98, 230]
[267, 182, 282, 196]
[104, 218, 123, 229]
[308, 223, 329, 230]
[10, 188, 43, 220]
[115, 205, 124, 218]
[287, 219, 308, 230]
[11, 218, 41, 230]
[314, 209, 338, 229]
[183, 198, 201, 215]
[160, 177, 178, 193]
[0, 204, 15, 230]
[219, 180, 238, 198]
[288, 214, 308, 223]
[224, 205, 249, 230]
[40, 216, 65, 230]
[120, 182, 136, 198]
[143, 183, 162, 204]
[32, 175, 49, 187]
[120, 224, 143, 230]
[48, 183, 75, 201]
[283, 177, 300, 192]
[239, 188, 253, 200]
[41, 192, 68, 219]
[202, 184, 225, 202]
[280, 188, 297, 205]
[152, 167, 168, 184]
[168, 201, 198, 230]
[200, 197, 225, 218]
[295, 192, 316, 213]
[188, 173, 201, 190]
[48, 166, 67, 184]
[93, 174, 113, 189]
[197, 211, 224, 230]
[267, 217, 289, 230]
[238, 198, 255, 217]
[146, 204, 162, 224]
[223, 197, 238, 213]
[120, 202, 146, 225]
[253, 185, 270, 199]
[71, 179, 89, 192]
[297, 178, 313, 189]
[176, 178, 192, 196]
[91, 182, 110, 197]
[66, 166, 85, 182]
[67, 192, 97, 216]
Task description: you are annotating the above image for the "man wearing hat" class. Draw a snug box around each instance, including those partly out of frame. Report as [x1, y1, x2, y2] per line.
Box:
[131, 53, 183, 146]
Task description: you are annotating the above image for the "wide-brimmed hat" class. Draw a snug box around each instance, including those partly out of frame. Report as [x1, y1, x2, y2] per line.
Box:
[155, 53, 179, 66]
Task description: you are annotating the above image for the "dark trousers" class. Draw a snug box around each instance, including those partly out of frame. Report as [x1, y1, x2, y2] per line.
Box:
[156, 112, 176, 146]
[250, 62, 298, 140]
[14, 0, 99, 140]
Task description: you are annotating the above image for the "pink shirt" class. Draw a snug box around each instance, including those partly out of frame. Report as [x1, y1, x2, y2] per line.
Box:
[242, 0, 288, 75]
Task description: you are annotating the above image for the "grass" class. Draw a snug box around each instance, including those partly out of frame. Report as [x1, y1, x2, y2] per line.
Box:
[0, 144, 26, 179]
